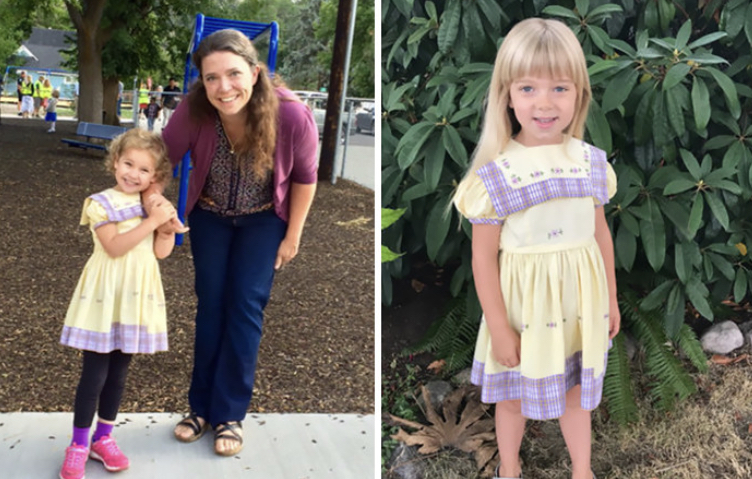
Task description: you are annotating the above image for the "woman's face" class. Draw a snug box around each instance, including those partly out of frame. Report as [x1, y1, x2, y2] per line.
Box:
[201, 50, 260, 121]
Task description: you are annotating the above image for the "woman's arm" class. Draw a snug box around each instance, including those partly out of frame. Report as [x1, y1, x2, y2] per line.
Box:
[594, 207, 620, 339]
[472, 223, 520, 368]
[275, 182, 316, 270]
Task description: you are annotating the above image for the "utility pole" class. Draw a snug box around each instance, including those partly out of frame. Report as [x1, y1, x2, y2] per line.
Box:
[317, 0, 354, 182]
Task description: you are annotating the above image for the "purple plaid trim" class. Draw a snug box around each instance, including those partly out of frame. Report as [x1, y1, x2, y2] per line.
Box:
[89, 192, 144, 229]
[60, 323, 168, 354]
[475, 142, 610, 218]
[467, 217, 504, 225]
[470, 350, 607, 420]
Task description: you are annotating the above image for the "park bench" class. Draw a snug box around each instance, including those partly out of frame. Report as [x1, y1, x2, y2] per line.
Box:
[61, 122, 127, 151]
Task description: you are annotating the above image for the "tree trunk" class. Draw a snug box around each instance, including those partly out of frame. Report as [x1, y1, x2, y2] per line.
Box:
[318, 0, 353, 182]
[103, 76, 120, 126]
[66, 0, 107, 124]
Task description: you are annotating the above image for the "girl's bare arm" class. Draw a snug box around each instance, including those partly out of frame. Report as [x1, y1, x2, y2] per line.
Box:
[594, 207, 620, 339]
[472, 223, 520, 367]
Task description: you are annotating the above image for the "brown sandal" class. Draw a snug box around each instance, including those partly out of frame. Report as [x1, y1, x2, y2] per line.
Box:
[174, 412, 208, 443]
[214, 421, 243, 456]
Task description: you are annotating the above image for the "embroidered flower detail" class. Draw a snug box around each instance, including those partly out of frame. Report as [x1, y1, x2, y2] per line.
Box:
[604, 313, 610, 319]
[562, 317, 567, 323]
[510, 174, 521, 184]
[501, 159, 511, 169]
[530, 170, 544, 178]
[570, 167, 582, 174]
[548, 228, 564, 239]
[551, 167, 564, 174]
[546, 322, 558, 328]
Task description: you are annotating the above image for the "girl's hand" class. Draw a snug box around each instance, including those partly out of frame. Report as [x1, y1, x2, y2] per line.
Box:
[274, 236, 299, 270]
[608, 299, 621, 339]
[490, 325, 521, 368]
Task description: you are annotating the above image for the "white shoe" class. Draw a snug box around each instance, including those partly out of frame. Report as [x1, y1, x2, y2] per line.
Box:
[47, 129, 55, 133]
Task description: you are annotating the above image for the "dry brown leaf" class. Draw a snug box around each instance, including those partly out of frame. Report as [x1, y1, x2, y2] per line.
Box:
[389, 385, 495, 466]
[427, 359, 446, 374]
[711, 354, 749, 365]
[411, 279, 425, 293]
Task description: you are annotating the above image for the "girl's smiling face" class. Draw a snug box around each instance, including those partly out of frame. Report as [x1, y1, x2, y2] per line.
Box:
[201, 51, 260, 121]
[508, 75, 577, 147]
[113, 148, 157, 194]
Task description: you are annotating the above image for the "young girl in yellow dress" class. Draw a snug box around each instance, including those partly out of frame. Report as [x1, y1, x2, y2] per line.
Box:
[453, 18, 620, 479]
[58, 129, 178, 479]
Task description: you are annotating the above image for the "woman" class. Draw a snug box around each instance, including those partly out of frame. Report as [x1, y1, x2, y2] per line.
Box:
[160, 29, 318, 456]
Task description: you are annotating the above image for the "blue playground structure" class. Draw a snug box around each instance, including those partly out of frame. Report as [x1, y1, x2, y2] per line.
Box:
[175, 14, 279, 245]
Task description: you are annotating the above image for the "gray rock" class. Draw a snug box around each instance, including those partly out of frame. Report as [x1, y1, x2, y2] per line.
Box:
[386, 442, 424, 479]
[700, 320, 744, 354]
[416, 380, 453, 412]
[739, 320, 752, 336]
[451, 367, 472, 386]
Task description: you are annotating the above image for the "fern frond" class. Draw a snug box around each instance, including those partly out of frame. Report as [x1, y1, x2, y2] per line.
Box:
[623, 294, 696, 411]
[603, 333, 639, 425]
[675, 323, 708, 373]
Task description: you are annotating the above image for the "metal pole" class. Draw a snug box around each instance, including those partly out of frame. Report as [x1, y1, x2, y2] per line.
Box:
[331, 0, 359, 184]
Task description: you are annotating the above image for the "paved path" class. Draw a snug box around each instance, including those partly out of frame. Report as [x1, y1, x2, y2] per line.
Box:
[0, 412, 375, 478]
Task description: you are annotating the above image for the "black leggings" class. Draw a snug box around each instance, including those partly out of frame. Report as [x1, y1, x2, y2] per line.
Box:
[73, 350, 132, 428]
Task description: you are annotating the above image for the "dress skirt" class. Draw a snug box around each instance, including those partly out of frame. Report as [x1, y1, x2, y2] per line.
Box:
[470, 239, 611, 420]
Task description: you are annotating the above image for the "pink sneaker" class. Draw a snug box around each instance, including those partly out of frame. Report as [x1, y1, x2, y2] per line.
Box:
[89, 435, 129, 472]
[59, 444, 88, 479]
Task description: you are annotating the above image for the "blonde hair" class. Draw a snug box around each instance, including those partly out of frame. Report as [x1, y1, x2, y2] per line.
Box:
[105, 129, 172, 185]
[52, 89, 60, 98]
[187, 29, 279, 180]
[467, 18, 590, 175]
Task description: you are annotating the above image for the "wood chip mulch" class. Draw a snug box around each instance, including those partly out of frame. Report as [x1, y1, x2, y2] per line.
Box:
[0, 116, 374, 415]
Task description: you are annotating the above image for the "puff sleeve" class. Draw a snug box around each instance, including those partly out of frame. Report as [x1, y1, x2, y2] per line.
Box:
[80, 197, 109, 229]
[453, 171, 503, 224]
[606, 162, 617, 199]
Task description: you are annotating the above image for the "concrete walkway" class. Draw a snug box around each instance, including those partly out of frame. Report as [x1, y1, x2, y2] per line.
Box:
[0, 412, 375, 478]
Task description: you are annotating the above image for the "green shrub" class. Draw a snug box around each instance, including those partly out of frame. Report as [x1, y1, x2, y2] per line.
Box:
[382, 0, 752, 422]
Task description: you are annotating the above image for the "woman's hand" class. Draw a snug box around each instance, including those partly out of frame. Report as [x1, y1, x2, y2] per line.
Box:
[274, 236, 299, 270]
[490, 325, 521, 369]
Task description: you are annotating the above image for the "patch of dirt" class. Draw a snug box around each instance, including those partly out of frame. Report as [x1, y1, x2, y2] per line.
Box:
[0, 116, 374, 415]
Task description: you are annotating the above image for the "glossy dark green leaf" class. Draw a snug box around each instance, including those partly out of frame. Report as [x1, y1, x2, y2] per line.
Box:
[640, 199, 666, 271]
[662, 63, 691, 91]
[586, 100, 612, 153]
[423, 133, 445, 192]
[703, 190, 730, 230]
[691, 76, 710, 131]
[442, 125, 468, 167]
[603, 66, 640, 112]
[686, 278, 713, 320]
[396, 122, 436, 170]
[675, 19, 692, 51]
[663, 178, 697, 195]
[665, 85, 685, 137]
[679, 149, 702, 180]
[641, 280, 674, 310]
[426, 196, 452, 261]
[541, 5, 579, 20]
[734, 267, 748, 303]
[675, 242, 688, 283]
[688, 192, 704, 237]
[704, 67, 741, 119]
[615, 222, 637, 271]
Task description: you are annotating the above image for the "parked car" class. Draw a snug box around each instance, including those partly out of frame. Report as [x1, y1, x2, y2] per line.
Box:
[294, 91, 355, 138]
[355, 107, 375, 134]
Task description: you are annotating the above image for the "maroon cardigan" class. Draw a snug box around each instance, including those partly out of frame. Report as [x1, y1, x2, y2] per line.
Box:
[162, 87, 319, 222]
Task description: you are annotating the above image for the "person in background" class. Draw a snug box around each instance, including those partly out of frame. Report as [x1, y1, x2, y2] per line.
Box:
[20, 74, 34, 119]
[17, 70, 26, 116]
[46, 89, 60, 133]
[144, 96, 162, 132]
[33, 75, 44, 118]
[117, 80, 124, 118]
[161, 77, 181, 125]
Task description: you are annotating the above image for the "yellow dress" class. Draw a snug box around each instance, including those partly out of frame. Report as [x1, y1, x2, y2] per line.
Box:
[60, 188, 168, 354]
[453, 138, 617, 420]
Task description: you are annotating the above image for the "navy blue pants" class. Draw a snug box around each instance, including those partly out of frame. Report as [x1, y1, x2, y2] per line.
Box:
[187, 207, 286, 427]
